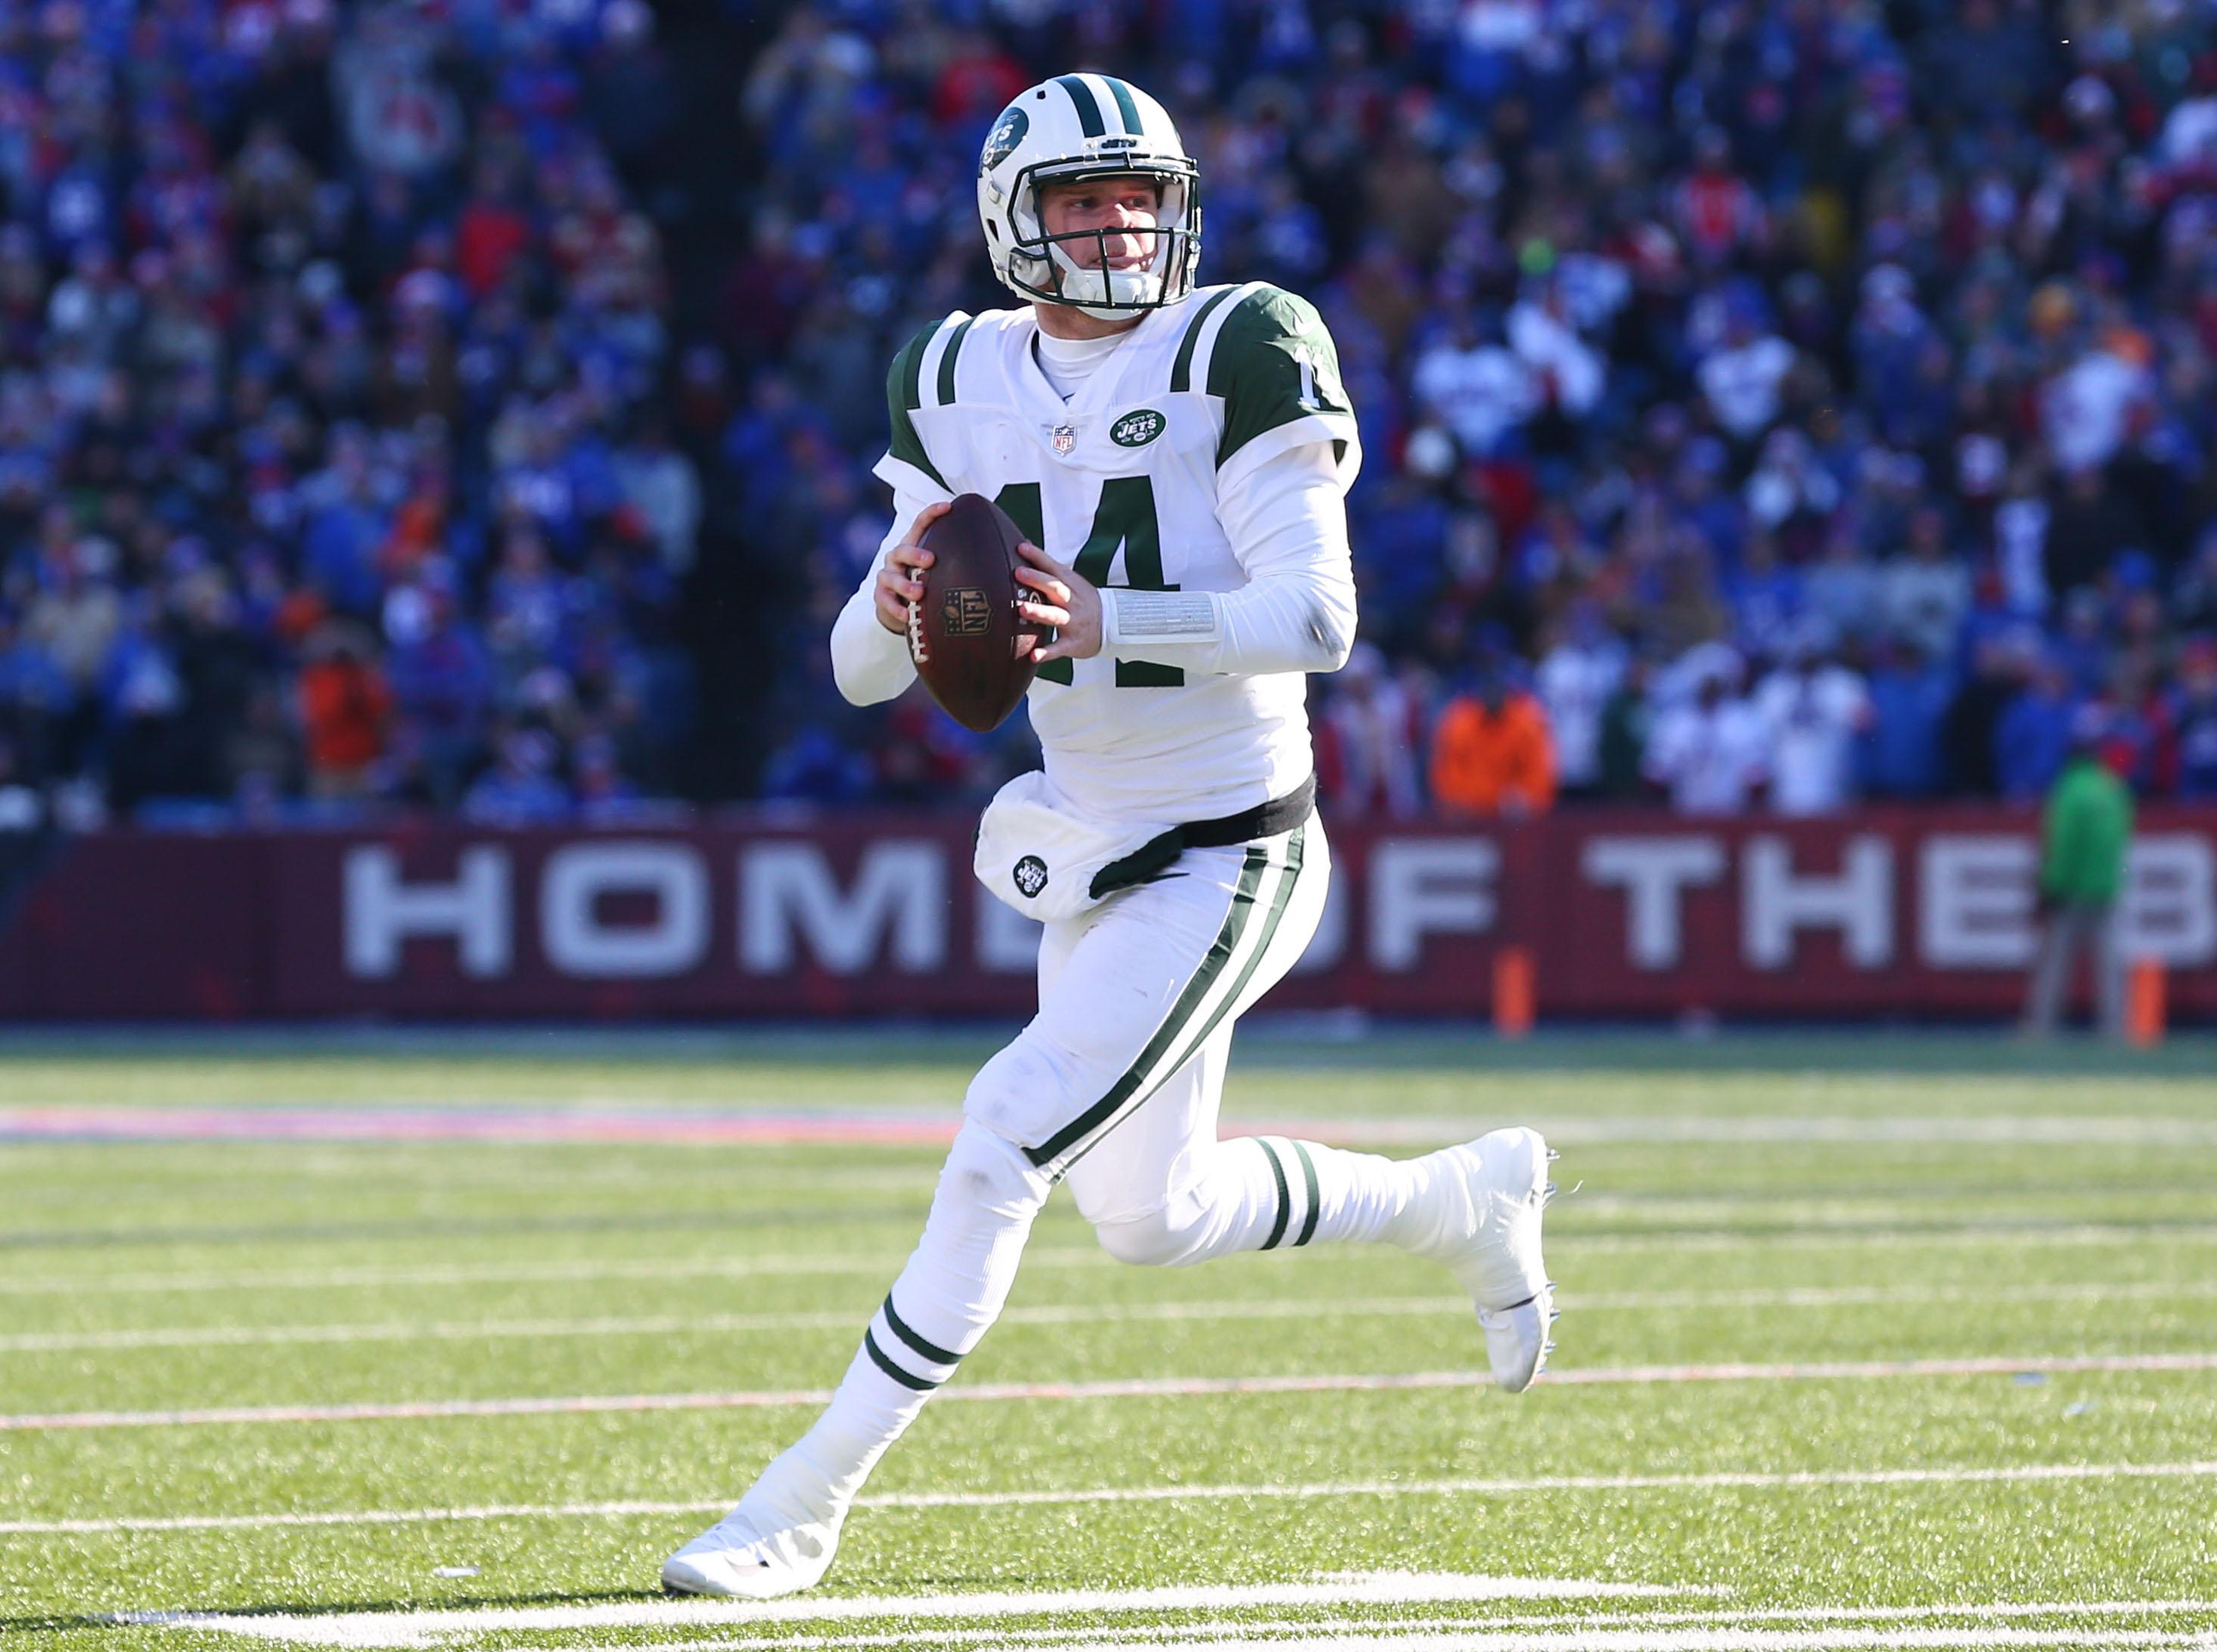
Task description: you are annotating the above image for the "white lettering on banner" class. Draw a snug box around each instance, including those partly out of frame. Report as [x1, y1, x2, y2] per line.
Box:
[343, 846, 511, 980]
[1743, 836, 1894, 970]
[976, 893, 1042, 975]
[1920, 836, 2037, 968]
[740, 843, 945, 975]
[2124, 835, 2217, 967]
[1582, 837, 1725, 970]
[1368, 840, 1496, 970]
[540, 844, 709, 979]
[1293, 865, 1350, 975]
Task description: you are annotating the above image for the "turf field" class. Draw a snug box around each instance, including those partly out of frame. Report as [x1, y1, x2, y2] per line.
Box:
[5, 1029, 2216, 1652]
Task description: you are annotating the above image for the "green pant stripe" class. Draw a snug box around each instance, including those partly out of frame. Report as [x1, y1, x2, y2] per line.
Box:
[1039, 822, 1309, 1176]
[1258, 1138, 1293, 1250]
[1169, 286, 1238, 392]
[1291, 1141, 1322, 1247]
[1026, 843, 1272, 1170]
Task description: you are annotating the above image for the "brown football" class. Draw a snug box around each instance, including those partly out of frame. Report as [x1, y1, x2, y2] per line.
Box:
[908, 492, 1037, 731]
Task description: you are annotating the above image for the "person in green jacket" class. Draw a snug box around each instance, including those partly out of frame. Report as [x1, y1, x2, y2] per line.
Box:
[2023, 709, 2135, 1037]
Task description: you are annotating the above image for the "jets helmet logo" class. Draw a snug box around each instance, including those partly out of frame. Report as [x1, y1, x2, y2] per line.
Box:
[1012, 855, 1049, 899]
[980, 107, 1029, 175]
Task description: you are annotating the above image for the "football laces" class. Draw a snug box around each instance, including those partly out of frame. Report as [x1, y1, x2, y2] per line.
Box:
[906, 597, 930, 665]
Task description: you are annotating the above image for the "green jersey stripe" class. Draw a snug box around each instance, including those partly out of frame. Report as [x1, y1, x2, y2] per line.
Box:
[1292, 1141, 1322, 1246]
[1169, 287, 1237, 392]
[880, 1294, 961, 1368]
[1026, 845, 1270, 1169]
[1056, 74, 1106, 138]
[1102, 76, 1143, 135]
[1258, 1138, 1293, 1250]
[935, 315, 976, 407]
[887, 322, 949, 489]
[862, 1329, 938, 1392]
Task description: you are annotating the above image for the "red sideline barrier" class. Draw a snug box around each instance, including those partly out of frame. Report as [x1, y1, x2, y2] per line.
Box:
[2, 808, 2212, 1021]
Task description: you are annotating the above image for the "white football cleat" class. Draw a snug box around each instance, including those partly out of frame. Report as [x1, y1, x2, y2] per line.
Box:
[1401, 1126, 1557, 1393]
[660, 1504, 841, 1601]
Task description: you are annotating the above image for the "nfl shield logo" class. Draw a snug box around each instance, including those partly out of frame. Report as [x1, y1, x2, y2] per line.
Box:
[1051, 423, 1076, 456]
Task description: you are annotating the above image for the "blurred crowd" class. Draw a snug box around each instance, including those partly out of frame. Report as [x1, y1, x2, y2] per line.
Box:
[6, 1, 2217, 830]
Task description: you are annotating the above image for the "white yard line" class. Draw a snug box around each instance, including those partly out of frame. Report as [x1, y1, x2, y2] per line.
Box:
[8, 1352, 2216, 1433]
[11, 1279, 2217, 1355]
[120, 1573, 1700, 1647]
[116, 1581, 2217, 1651]
[14, 1459, 2217, 1536]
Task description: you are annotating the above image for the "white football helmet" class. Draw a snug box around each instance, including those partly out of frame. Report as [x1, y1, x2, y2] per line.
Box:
[976, 73, 1200, 319]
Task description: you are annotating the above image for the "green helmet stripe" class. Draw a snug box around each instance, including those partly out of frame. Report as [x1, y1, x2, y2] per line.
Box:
[1055, 73, 1106, 138]
[1101, 76, 1143, 136]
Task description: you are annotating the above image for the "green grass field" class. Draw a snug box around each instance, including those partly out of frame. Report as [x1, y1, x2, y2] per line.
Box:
[5, 1030, 2216, 1651]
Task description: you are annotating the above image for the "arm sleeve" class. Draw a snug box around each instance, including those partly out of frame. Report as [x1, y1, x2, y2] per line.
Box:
[1098, 439, 1357, 677]
[830, 477, 948, 706]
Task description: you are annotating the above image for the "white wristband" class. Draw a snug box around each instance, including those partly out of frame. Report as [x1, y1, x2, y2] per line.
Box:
[1104, 588, 1221, 647]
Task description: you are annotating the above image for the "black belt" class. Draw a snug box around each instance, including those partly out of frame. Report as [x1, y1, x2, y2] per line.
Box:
[1181, 772, 1318, 848]
[1088, 775, 1317, 900]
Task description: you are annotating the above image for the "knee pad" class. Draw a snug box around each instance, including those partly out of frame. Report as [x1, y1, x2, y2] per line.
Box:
[1094, 1203, 1205, 1268]
[936, 1118, 1053, 1219]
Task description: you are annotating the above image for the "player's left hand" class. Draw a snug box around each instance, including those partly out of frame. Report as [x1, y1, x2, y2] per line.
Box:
[1014, 540, 1101, 663]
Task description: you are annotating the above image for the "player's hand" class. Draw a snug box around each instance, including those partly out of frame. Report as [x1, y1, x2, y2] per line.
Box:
[1016, 540, 1101, 663]
[873, 501, 952, 636]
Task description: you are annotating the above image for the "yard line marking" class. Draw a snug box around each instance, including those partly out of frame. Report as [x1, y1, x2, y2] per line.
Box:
[14, 1280, 2217, 1355]
[15, 1459, 2217, 1536]
[120, 1572, 1702, 1647]
[11, 1352, 2217, 1432]
[11, 1224, 2217, 1296]
[116, 1585, 2217, 1651]
[1045, 1632, 2211, 1650]
[15, 1104, 2217, 1150]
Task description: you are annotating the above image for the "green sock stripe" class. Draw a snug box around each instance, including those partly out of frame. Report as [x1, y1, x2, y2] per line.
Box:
[1258, 1138, 1293, 1250]
[1056, 74, 1106, 138]
[934, 316, 975, 408]
[880, 1295, 961, 1368]
[862, 1329, 938, 1392]
[1169, 285, 1237, 392]
[1291, 1141, 1322, 1247]
[1102, 76, 1143, 135]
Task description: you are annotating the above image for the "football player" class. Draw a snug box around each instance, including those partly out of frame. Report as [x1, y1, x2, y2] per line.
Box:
[663, 73, 1557, 1600]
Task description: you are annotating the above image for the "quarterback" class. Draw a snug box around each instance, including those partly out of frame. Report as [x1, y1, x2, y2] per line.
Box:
[663, 73, 1557, 1599]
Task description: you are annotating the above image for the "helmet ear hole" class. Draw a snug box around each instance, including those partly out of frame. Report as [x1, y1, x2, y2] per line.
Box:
[987, 223, 1000, 241]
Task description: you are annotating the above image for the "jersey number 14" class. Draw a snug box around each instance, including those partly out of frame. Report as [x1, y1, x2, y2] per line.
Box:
[995, 477, 1182, 688]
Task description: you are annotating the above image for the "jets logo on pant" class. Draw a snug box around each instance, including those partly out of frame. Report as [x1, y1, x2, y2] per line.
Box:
[1013, 856, 1050, 898]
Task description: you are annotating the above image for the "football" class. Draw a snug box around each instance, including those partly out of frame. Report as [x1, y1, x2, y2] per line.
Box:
[908, 492, 1037, 731]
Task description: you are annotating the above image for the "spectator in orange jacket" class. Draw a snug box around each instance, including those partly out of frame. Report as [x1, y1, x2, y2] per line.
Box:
[299, 625, 393, 800]
[1430, 669, 1557, 818]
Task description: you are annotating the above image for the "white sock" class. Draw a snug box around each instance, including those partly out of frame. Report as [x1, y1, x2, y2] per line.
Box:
[1243, 1135, 1424, 1251]
[739, 1121, 1051, 1529]
[1091, 1135, 1423, 1267]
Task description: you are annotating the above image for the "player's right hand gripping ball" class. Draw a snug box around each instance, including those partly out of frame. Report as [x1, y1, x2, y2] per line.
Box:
[908, 492, 1038, 731]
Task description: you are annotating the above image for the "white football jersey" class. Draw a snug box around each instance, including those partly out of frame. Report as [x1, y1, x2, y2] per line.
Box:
[872, 280, 1361, 823]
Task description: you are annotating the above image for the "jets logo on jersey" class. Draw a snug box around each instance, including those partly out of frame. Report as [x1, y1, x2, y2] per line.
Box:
[1012, 855, 1050, 898]
[939, 587, 992, 637]
[1110, 408, 1166, 448]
